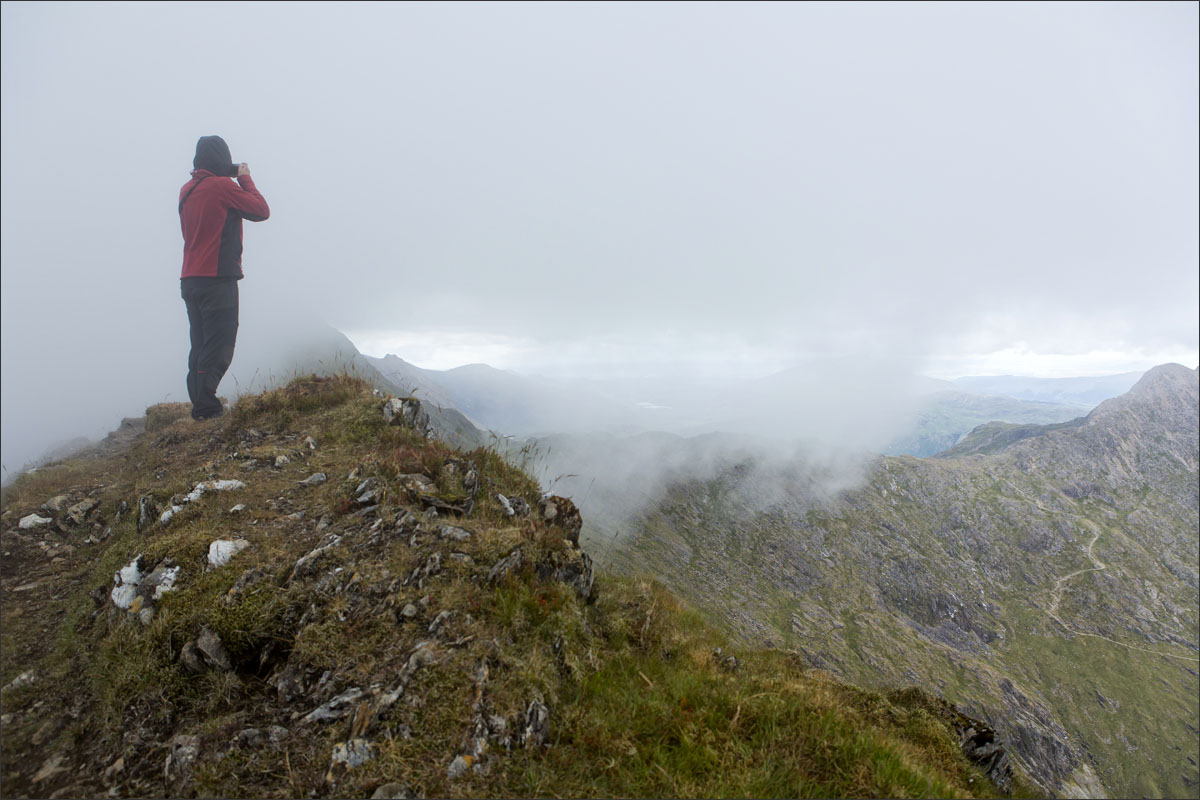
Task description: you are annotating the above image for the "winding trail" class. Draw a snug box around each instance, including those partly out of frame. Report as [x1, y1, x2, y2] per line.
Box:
[1044, 523, 1199, 663]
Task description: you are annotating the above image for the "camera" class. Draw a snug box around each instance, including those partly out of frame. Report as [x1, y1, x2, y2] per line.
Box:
[229, 162, 243, 177]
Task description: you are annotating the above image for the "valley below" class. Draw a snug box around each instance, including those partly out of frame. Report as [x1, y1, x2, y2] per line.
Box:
[602, 364, 1200, 797]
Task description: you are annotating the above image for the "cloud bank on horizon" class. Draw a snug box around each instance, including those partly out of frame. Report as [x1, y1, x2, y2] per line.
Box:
[2, 1, 1197, 473]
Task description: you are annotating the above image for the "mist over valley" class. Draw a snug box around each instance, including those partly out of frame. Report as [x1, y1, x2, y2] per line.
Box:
[2, 3, 1197, 798]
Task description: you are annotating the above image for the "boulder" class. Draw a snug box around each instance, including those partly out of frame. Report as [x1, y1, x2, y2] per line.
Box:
[383, 397, 432, 438]
[139, 562, 181, 601]
[196, 626, 232, 671]
[488, 549, 523, 584]
[538, 495, 583, 546]
[111, 555, 145, 609]
[65, 498, 98, 526]
[208, 539, 250, 568]
[41, 495, 70, 512]
[537, 548, 594, 601]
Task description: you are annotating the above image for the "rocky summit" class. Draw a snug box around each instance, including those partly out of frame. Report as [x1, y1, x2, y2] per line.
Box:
[1, 375, 1032, 799]
[625, 364, 1200, 798]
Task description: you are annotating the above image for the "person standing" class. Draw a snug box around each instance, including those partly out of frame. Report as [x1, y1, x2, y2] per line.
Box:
[178, 135, 270, 420]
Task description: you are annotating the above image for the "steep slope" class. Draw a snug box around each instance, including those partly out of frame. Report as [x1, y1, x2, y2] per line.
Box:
[0, 376, 1028, 799]
[622, 364, 1199, 798]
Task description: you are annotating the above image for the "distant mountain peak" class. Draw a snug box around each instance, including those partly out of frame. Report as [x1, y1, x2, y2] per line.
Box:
[1087, 362, 1198, 422]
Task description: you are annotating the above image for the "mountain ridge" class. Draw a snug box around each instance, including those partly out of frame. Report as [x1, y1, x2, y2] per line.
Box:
[0, 375, 1029, 798]
[619, 363, 1199, 797]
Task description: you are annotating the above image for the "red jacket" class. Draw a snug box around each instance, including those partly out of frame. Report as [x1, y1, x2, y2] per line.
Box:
[179, 169, 270, 279]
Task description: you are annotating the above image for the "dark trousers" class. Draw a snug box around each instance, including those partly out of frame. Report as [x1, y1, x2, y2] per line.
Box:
[181, 278, 239, 419]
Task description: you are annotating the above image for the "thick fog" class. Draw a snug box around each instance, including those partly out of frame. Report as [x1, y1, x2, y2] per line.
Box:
[2, 2, 1197, 480]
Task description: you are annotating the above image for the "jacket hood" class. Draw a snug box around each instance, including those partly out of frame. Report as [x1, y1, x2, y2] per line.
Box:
[193, 135, 236, 177]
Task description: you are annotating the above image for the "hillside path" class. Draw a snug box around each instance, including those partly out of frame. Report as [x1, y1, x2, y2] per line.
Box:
[1044, 524, 1199, 663]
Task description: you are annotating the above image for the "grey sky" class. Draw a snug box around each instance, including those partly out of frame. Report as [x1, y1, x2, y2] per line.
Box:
[2, 1, 1197, 474]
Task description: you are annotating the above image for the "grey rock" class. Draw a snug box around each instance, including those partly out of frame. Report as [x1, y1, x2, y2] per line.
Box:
[399, 644, 437, 683]
[400, 603, 419, 620]
[398, 473, 436, 492]
[488, 549, 523, 583]
[110, 555, 145, 610]
[538, 495, 582, 546]
[2, 670, 36, 693]
[371, 782, 410, 799]
[136, 563, 180, 607]
[275, 454, 290, 468]
[428, 610, 453, 635]
[299, 472, 328, 486]
[32, 754, 67, 785]
[224, 567, 269, 604]
[137, 495, 157, 532]
[42, 495, 70, 512]
[274, 661, 309, 703]
[519, 698, 550, 748]
[447, 754, 473, 779]
[289, 536, 343, 583]
[208, 538, 250, 568]
[232, 725, 289, 750]
[439, 525, 472, 542]
[395, 510, 419, 534]
[537, 549, 594, 601]
[164, 734, 200, 788]
[65, 497, 98, 525]
[232, 727, 266, 748]
[404, 552, 441, 588]
[957, 720, 1014, 793]
[303, 687, 365, 724]
[330, 737, 375, 768]
[196, 626, 232, 671]
[158, 504, 185, 526]
[383, 396, 432, 438]
[179, 641, 205, 673]
[19, 513, 52, 530]
[103, 756, 124, 781]
[31, 716, 63, 746]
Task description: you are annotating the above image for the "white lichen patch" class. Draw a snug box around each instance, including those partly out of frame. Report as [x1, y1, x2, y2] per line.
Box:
[111, 555, 144, 609]
[19, 514, 52, 529]
[208, 538, 251, 568]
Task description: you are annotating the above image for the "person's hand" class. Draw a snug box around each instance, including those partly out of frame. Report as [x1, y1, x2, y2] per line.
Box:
[237, 162, 250, 177]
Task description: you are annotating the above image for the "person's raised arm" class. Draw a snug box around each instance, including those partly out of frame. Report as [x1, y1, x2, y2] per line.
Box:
[227, 162, 270, 222]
